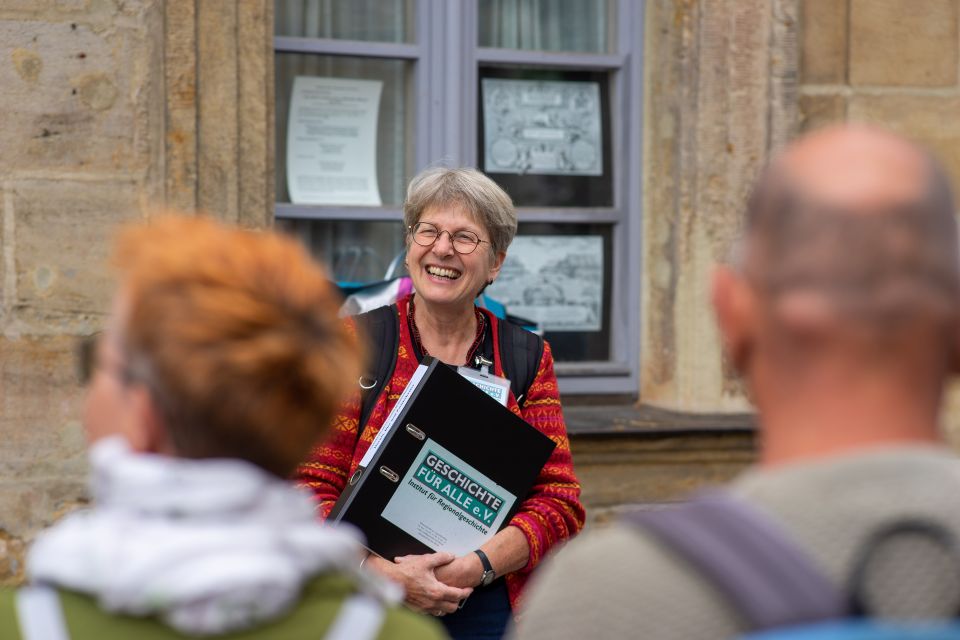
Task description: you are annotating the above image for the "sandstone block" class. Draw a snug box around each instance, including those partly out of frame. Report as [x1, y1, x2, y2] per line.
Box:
[0, 16, 159, 174]
[801, 0, 848, 84]
[1, 183, 6, 317]
[0, 1, 52, 12]
[849, 0, 958, 86]
[799, 94, 846, 132]
[0, 478, 87, 542]
[848, 95, 960, 192]
[164, 0, 198, 212]
[55, 0, 91, 12]
[0, 0, 150, 22]
[0, 529, 26, 586]
[0, 336, 87, 478]
[9, 179, 141, 318]
[196, 1, 239, 221]
[237, 0, 273, 228]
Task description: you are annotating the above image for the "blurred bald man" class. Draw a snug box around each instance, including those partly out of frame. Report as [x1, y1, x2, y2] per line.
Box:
[511, 127, 960, 640]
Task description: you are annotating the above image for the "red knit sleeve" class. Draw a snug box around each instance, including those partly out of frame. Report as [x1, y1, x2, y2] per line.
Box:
[507, 341, 586, 571]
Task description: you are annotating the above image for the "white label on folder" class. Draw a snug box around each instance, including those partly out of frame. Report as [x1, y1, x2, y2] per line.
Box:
[380, 439, 517, 555]
[359, 364, 429, 468]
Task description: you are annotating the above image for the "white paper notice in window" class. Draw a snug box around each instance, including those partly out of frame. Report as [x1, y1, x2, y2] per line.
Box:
[286, 76, 382, 206]
[482, 78, 602, 176]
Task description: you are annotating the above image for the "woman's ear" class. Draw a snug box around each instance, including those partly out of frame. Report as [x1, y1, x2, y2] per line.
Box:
[488, 250, 507, 280]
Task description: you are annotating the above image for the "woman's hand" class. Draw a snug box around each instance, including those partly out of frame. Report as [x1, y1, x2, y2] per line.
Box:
[433, 552, 483, 589]
[435, 527, 531, 589]
[366, 552, 473, 615]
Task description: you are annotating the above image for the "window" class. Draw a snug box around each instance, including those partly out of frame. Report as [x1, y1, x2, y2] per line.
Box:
[274, 0, 643, 394]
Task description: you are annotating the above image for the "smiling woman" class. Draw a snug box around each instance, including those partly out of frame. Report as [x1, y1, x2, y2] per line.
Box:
[296, 167, 585, 640]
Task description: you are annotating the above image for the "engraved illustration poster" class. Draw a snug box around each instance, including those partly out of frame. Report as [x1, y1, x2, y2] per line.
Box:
[481, 78, 602, 176]
[287, 76, 382, 205]
[486, 236, 603, 332]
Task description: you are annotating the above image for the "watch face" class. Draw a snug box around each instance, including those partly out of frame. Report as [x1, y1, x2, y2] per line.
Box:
[481, 570, 495, 586]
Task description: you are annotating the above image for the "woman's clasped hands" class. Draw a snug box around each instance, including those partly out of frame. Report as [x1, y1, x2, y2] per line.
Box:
[366, 552, 475, 617]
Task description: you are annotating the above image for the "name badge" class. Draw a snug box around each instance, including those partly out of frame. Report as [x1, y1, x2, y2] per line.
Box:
[457, 366, 511, 407]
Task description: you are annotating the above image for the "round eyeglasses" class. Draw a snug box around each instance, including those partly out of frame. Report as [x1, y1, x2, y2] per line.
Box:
[409, 221, 489, 255]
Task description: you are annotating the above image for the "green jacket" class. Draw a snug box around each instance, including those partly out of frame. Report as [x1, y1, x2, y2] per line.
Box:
[0, 572, 447, 640]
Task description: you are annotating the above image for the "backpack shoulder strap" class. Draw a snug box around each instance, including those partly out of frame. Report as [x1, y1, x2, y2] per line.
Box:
[323, 593, 385, 640]
[15, 586, 70, 640]
[622, 492, 847, 632]
[496, 319, 544, 408]
[354, 304, 400, 439]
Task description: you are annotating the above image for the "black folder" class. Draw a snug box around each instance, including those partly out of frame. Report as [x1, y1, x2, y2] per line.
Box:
[329, 356, 556, 560]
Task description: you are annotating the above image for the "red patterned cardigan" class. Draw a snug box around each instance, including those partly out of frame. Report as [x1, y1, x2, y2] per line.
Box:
[296, 294, 585, 610]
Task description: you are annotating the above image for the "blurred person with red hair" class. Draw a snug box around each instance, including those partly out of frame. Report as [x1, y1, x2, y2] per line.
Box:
[0, 215, 446, 639]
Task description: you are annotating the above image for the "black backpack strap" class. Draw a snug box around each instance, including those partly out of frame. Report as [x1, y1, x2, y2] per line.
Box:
[354, 304, 399, 440]
[496, 319, 544, 408]
[622, 492, 847, 631]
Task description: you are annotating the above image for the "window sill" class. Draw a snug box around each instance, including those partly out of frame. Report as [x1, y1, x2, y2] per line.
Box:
[564, 403, 756, 436]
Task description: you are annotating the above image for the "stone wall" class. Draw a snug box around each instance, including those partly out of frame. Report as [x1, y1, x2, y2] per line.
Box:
[0, 0, 273, 584]
[798, 0, 960, 447]
[3, 0, 960, 581]
[640, 0, 960, 421]
[618, 0, 960, 525]
[640, 0, 799, 413]
[800, 0, 960, 187]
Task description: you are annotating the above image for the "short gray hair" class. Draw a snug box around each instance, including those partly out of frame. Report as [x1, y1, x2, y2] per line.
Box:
[741, 152, 959, 328]
[403, 167, 518, 258]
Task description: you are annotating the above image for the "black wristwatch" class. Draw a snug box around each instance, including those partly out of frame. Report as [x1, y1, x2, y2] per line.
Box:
[474, 549, 496, 587]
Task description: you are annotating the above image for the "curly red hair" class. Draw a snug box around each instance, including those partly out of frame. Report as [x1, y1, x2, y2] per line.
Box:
[112, 214, 360, 477]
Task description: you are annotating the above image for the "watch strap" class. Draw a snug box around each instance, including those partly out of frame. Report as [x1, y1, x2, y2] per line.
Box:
[474, 549, 495, 585]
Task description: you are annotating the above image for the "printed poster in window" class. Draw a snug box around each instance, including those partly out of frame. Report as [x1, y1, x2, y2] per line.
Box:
[481, 78, 602, 177]
[487, 236, 603, 332]
[286, 76, 383, 206]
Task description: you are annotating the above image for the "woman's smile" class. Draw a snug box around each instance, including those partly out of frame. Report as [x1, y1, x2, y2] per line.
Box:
[425, 264, 463, 281]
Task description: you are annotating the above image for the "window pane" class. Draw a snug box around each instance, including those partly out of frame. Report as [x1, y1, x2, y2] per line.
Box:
[275, 54, 414, 206]
[479, 67, 613, 207]
[275, 0, 413, 42]
[277, 219, 407, 284]
[478, 0, 613, 54]
[488, 223, 612, 362]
